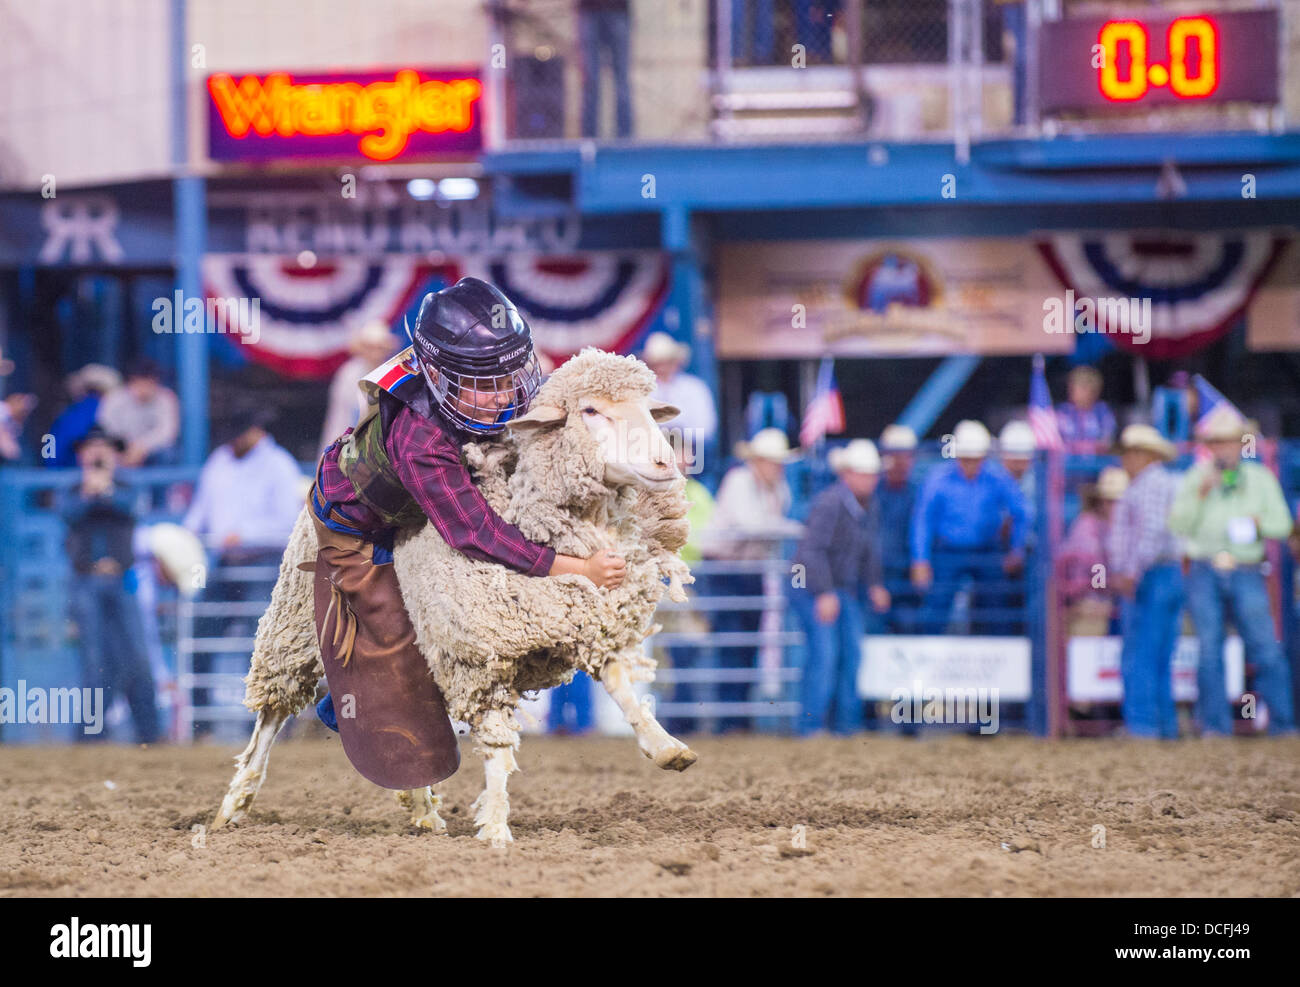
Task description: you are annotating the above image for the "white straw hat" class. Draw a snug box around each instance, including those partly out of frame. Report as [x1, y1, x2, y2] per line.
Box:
[735, 427, 802, 463]
[879, 423, 918, 452]
[642, 331, 691, 365]
[1096, 466, 1129, 500]
[1115, 423, 1176, 461]
[829, 439, 881, 475]
[1195, 404, 1253, 443]
[952, 420, 992, 458]
[147, 523, 208, 598]
[998, 420, 1037, 458]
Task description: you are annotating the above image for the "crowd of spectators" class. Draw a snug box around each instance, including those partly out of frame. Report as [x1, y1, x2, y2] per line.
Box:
[3, 335, 1298, 744]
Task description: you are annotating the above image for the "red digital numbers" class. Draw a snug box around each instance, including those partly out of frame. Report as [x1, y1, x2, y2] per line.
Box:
[1097, 16, 1219, 102]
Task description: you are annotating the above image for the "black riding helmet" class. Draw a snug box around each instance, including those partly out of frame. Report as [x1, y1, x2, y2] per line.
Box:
[405, 277, 543, 435]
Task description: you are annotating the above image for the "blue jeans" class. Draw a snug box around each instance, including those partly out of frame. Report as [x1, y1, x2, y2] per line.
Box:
[1185, 562, 1297, 735]
[579, 8, 633, 138]
[920, 547, 1015, 635]
[1118, 562, 1184, 738]
[710, 571, 762, 733]
[69, 573, 160, 743]
[791, 588, 866, 735]
[548, 671, 594, 733]
[1000, 2, 1027, 125]
[731, 0, 775, 65]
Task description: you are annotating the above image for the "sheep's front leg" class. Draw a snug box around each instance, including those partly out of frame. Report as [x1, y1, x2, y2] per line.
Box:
[469, 709, 519, 846]
[213, 707, 292, 829]
[395, 787, 447, 834]
[601, 659, 698, 771]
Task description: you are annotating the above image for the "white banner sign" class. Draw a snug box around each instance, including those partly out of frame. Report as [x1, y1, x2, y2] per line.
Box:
[1067, 635, 1245, 704]
[858, 636, 1032, 701]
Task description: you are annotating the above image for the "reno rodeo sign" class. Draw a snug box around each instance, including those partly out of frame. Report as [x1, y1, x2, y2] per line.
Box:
[207, 67, 483, 162]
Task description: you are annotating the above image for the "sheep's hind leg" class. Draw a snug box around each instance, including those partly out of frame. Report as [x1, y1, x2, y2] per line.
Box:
[469, 709, 519, 846]
[212, 707, 292, 829]
[395, 787, 447, 834]
[600, 658, 698, 771]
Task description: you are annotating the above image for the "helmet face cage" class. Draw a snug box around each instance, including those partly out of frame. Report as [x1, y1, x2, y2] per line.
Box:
[414, 350, 543, 435]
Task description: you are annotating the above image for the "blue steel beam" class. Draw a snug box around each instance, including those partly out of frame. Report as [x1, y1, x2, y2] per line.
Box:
[895, 355, 982, 439]
[482, 133, 1300, 214]
[172, 0, 208, 466]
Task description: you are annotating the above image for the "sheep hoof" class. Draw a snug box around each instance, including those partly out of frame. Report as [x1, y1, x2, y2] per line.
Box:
[653, 745, 698, 772]
[396, 789, 448, 834]
[412, 812, 448, 835]
[476, 822, 513, 847]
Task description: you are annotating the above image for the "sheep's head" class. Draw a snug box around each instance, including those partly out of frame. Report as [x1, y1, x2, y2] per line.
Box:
[508, 349, 681, 493]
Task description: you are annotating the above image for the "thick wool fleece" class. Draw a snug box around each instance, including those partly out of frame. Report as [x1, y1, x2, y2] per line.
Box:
[241, 506, 323, 714]
[241, 348, 692, 743]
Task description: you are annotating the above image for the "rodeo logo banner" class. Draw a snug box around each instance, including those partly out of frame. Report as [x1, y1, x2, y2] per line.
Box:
[716, 237, 1068, 358]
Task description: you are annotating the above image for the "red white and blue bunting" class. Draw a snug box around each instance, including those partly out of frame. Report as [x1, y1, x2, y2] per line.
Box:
[1037, 232, 1288, 360]
[203, 255, 448, 378]
[465, 252, 671, 364]
[204, 251, 670, 378]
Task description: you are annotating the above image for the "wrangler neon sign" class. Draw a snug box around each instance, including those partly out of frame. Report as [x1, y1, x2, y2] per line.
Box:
[207, 68, 483, 162]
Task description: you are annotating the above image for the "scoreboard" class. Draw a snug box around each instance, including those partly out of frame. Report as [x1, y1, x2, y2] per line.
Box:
[1038, 10, 1279, 112]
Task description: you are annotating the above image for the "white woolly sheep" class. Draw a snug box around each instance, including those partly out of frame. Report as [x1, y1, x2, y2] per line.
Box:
[213, 348, 697, 843]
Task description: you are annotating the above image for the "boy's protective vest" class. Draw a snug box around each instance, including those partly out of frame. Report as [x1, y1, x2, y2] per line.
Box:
[331, 346, 439, 530]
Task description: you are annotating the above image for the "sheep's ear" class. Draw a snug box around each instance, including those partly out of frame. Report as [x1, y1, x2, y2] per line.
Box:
[649, 401, 680, 424]
[508, 403, 566, 432]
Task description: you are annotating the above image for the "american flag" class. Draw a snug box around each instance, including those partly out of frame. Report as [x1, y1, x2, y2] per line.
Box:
[800, 356, 846, 447]
[1029, 354, 1064, 450]
[1192, 374, 1243, 431]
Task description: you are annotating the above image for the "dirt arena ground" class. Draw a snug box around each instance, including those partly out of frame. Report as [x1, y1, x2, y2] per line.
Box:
[2, 732, 1298, 897]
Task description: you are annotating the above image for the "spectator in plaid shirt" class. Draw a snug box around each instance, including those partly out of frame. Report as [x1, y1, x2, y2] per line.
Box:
[1105, 425, 1184, 738]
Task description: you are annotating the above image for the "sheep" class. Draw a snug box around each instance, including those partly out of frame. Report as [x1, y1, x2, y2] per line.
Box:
[213, 348, 697, 843]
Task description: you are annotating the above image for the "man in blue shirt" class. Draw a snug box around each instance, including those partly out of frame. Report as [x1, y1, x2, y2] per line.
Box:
[910, 420, 1027, 634]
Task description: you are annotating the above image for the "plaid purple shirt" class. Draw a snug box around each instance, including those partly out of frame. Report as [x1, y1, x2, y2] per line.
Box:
[1106, 463, 1183, 579]
[317, 404, 555, 577]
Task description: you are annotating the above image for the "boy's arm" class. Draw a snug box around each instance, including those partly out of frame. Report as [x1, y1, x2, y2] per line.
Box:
[388, 408, 618, 584]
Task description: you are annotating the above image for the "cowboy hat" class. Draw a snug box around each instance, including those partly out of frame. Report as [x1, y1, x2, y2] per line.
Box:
[1096, 465, 1129, 500]
[348, 321, 396, 357]
[829, 439, 881, 475]
[1114, 423, 1176, 461]
[952, 420, 992, 458]
[735, 427, 801, 463]
[1195, 404, 1255, 443]
[998, 420, 1036, 458]
[147, 523, 207, 597]
[879, 423, 918, 452]
[67, 363, 123, 398]
[641, 331, 691, 365]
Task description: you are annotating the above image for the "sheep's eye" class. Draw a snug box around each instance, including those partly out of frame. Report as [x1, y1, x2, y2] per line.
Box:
[581, 406, 599, 416]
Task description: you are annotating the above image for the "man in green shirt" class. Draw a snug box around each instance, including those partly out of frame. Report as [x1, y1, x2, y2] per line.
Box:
[1168, 405, 1296, 736]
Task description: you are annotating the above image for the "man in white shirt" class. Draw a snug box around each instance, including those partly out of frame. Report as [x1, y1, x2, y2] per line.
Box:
[184, 410, 304, 562]
[700, 428, 803, 733]
[96, 358, 181, 466]
[183, 409, 305, 735]
[642, 332, 717, 458]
